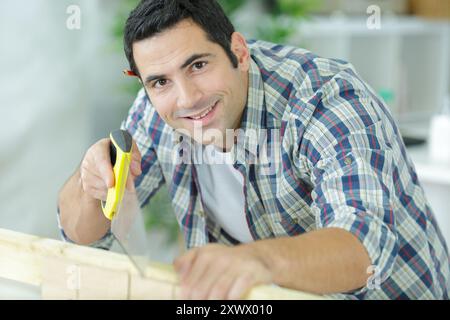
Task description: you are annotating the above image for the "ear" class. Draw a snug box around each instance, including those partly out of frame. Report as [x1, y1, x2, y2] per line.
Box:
[230, 32, 250, 72]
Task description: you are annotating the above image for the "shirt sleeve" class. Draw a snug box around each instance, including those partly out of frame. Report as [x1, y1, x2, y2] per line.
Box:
[57, 206, 114, 250]
[303, 75, 399, 295]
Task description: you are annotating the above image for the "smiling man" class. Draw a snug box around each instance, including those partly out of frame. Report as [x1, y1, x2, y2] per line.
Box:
[57, 0, 449, 300]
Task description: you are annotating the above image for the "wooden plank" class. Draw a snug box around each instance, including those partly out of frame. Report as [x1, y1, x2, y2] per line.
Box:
[41, 257, 78, 300]
[0, 228, 323, 300]
[129, 275, 175, 300]
[77, 265, 129, 300]
[0, 229, 43, 286]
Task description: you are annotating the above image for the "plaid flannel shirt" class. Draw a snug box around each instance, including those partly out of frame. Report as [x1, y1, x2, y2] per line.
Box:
[58, 39, 449, 299]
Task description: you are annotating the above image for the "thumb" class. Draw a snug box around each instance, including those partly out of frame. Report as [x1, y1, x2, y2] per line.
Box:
[100, 162, 115, 188]
[130, 139, 142, 176]
[96, 150, 115, 188]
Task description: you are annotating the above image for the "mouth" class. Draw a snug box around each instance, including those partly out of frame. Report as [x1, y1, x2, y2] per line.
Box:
[183, 100, 219, 124]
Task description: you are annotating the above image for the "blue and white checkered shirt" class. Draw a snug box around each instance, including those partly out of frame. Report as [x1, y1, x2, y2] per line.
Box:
[59, 39, 449, 299]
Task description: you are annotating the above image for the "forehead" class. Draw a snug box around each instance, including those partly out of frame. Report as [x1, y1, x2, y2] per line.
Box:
[133, 20, 219, 76]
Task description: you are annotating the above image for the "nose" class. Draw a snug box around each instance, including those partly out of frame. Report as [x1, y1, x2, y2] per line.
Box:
[176, 78, 202, 112]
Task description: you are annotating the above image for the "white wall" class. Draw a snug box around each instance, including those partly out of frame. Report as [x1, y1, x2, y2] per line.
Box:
[0, 0, 135, 239]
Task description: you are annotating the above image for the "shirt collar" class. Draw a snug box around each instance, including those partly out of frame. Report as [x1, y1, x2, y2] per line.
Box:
[234, 57, 265, 164]
[239, 57, 265, 132]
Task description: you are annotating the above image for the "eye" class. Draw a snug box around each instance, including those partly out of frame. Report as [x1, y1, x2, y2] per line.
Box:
[153, 79, 168, 88]
[192, 61, 207, 71]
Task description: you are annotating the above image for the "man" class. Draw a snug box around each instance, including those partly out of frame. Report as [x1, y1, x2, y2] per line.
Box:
[58, 0, 449, 300]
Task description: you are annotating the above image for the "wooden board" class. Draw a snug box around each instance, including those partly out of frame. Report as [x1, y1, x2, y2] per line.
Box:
[0, 228, 323, 300]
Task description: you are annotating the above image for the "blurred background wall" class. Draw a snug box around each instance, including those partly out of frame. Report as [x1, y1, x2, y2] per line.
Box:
[0, 0, 134, 239]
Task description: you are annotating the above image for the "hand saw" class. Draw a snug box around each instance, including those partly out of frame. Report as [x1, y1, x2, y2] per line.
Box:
[101, 129, 148, 277]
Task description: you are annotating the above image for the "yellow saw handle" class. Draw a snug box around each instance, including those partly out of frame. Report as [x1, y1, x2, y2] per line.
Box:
[101, 129, 132, 220]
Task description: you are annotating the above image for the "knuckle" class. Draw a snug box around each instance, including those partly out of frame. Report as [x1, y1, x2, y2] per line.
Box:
[85, 186, 96, 196]
[92, 190, 105, 201]
[79, 169, 86, 181]
[80, 158, 89, 173]
[81, 181, 88, 193]
[99, 138, 110, 147]
[94, 139, 111, 160]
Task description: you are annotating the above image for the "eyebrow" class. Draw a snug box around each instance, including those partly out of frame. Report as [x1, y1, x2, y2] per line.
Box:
[144, 53, 214, 86]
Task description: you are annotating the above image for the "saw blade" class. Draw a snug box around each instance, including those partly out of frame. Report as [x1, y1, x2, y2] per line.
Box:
[111, 182, 149, 277]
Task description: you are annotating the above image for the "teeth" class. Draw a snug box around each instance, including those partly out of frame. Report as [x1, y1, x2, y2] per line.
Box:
[190, 103, 214, 120]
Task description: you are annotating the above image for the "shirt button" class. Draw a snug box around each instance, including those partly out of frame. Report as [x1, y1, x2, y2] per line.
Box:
[344, 157, 353, 165]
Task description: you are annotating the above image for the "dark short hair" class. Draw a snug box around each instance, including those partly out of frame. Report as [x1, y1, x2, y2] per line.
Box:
[124, 0, 239, 77]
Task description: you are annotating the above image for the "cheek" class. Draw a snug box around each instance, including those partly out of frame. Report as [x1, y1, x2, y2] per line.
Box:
[152, 97, 175, 122]
[201, 67, 235, 94]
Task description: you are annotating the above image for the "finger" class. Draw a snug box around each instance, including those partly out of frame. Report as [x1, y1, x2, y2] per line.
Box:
[94, 149, 115, 188]
[130, 159, 142, 177]
[173, 248, 199, 282]
[130, 139, 142, 176]
[81, 165, 106, 184]
[82, 173, 109, 192]
[181, 253, 215, 299]
[80, 156, 106, 184]
[174, 250, 200, 300]
[125, 173, 135, 191]
[208, 270, 237, 300]
[81, 162, 110, 186]
[131, 138, 142, 162]
[85, 187, 108, 201]
[226, 274, 255, 300]
[80, 166, 108, 193]
[190, 263, 224, 300]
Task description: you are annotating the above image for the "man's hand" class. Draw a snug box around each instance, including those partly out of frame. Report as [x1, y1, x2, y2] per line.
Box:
[173, 243, 272, 300]
[59, 134, 142, 245]
[80, 137, 142, 201]
[173, 229, 372, 298]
